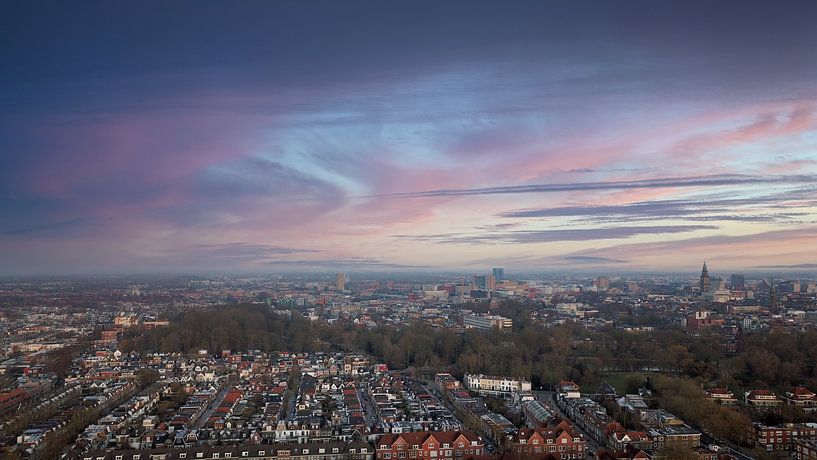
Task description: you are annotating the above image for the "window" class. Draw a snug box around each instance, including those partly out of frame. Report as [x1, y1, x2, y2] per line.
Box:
[213, 455, 219, 459]
[180, 455, 187, 459]
[242, 452, 248, 457]
[116, 456, 123, 460]
[303, 450, 309, 455]
[381, 446, 389, 450]
[258, 452, 265, 457]
[319, 449, 325, 454]
[384, 454, 391, 459]
[361, 448, 367, 453]
[333, 448, 339, 453]
[225, 455, 231, 458]
[413, 445, 419, 450]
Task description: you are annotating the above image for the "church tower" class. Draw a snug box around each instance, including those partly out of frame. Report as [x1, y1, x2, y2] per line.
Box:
[699, 262, 711, 295]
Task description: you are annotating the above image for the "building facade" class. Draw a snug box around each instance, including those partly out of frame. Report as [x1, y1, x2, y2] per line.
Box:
[375, 431, 484, 460]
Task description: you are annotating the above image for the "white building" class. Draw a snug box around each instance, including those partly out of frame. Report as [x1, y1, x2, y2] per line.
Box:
[463, 314, 512, 331]
[464, 374, 531, 397]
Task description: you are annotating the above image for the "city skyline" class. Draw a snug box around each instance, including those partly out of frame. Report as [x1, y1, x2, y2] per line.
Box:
[2, 1, 817, 274]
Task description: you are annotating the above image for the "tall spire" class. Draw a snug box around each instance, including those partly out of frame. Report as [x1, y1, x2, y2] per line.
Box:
[700, 262, 711, 295]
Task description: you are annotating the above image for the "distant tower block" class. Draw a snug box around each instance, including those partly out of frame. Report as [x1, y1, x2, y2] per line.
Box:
[336, 272, 346, 290]
[596, 276, 610, 290]
[492, 267, 505, 282]
[699, 262, 711, 294]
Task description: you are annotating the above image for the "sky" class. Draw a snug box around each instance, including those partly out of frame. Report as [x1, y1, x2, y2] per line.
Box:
[2, 0, 817, 274]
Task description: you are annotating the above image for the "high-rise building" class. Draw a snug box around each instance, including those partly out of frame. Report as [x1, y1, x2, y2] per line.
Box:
[335, 272, 346, 290]
[492, 267, 505, 282]
[486, 274, 497, 291]
[473, 275, 487, 289]
[731, 274, 745, 291]
[700, 262, 711, 294]
[596, 276, 610, 290]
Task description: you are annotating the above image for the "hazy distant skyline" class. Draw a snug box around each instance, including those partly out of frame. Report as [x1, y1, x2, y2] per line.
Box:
[2, 1, 817, 274]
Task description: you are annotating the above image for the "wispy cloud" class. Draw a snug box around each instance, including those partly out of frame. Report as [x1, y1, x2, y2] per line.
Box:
[394, 225, 716, 245]
[753, 263, 817, 269]
[2, 218, 96, 237]
[267, 258, 430, 270]
[498, 191, 815, 225]
[379, 174, 817, 199]
[559, 255, 629, 264]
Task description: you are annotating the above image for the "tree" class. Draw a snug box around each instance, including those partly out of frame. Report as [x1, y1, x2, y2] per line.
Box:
[136, 368, 160, 387]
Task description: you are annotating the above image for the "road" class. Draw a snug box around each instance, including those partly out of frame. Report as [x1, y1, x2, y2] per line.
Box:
[195, 380, 229, 429]
[534, 391, 602, 457]
[700, 433, 755, 460]
[358, 383, 378, 429]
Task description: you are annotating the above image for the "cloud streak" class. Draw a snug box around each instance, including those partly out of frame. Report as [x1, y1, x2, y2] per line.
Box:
[394, 225, 717, 245]
[379, 174, 817, 199]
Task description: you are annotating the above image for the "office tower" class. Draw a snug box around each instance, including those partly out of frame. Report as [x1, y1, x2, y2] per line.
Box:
[336, 272, 346, 290]
[596, 276, 610, 290]
[486, 274, 497, 291]
[730, 274, 745, 291]
[492, 267, 504, 282]
[473, 275, 487, 289]
[700, 262, 711, 294]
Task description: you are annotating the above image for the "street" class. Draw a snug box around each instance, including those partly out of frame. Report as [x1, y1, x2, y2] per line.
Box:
[534, 391, 602, 457]
[195, 379, 229, 429]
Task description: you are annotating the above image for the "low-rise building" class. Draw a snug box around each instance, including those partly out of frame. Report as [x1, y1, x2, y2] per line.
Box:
[463, 374, 531, 397]
[745, 390, 783, 411]
[375, 431, 484, 460]
[705, 388, 737, 406]
[784, 387, 817, 413]
[507, 423, 586, 460]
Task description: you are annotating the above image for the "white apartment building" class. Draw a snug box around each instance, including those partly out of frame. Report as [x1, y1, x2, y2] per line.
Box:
[464, 374, 531, 397]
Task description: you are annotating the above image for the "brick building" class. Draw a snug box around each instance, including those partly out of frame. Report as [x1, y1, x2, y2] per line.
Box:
[507, 423, 587, 460]
[375, 431, 484, 460]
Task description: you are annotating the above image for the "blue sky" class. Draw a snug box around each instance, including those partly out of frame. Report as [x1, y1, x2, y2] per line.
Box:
[2, 1, 817, 273]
